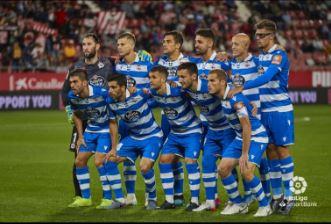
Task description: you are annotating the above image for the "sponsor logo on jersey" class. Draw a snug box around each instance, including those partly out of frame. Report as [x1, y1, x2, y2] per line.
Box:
[164, 108, 178, 120]
[89, 75, 105, 87]
[124, 110, 141, 122]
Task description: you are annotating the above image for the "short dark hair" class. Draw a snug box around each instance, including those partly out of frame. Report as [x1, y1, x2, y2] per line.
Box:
[164, 30, 184, 47]
[209, 69, 228, 81]
[177, 62, 198, 76]
[118, 32, 136, 44]
[83, 33, 100, 44]
[69, 67, 88, 81]
[255, 19, 277, 33]
[150, 65, 168, 79]
[107, 73, 127, 87]
[195, 28, 215, 43]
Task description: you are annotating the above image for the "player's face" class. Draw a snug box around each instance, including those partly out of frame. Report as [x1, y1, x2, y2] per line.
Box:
[162, 35, 177, 54]
[178, 69, 194, 89]
[70, 76, 86, 95]
[149, 71, 164, 90]
[231, 37, 246, 58]
[108, 81, 124, 100]
[195, 35, 210, 55]
[82, 37, 99, 59]
[117, 38, 134, 57]
[255, 28, 274, 49]
[207, 73, 222, 95]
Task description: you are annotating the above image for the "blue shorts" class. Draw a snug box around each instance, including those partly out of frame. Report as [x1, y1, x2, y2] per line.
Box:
[162, 132, 202, 159]
[222, 138, 267, 166]
[79, 132, 111, 154]
[261, 111, 295, 146]
[117, 136, 162, 163]
[203, 128, 236, 158]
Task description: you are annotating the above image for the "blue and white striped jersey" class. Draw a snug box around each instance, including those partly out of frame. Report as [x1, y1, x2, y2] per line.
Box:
[190, 51, 230, 78]
[250, 44, 293, 113]
[115, 54, 153, 89]
[221, 85, 268, 144]
[184, 77, 231, 132]
[68, 85, 110, 133]
[107, 89, 163, 140]
[150, 84, 202, 135]
[154, 53, 190, 81]
[231, 54, 261, 119]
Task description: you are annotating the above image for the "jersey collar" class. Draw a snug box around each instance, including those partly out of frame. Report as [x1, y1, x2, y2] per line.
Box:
[268, 44, 278, 53]
[223, 84, 231, 100]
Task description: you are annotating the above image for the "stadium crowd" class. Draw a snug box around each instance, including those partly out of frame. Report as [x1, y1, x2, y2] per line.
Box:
[0, 0, 330, 73]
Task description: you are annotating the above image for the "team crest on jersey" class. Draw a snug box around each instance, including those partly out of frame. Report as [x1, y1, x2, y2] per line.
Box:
[86, 108, 101, 120]
[97, 61, 105, 69]
[164, 108, 178, 120]
[200, 105, 209, 114]
[89, 75, 105, 87]
[257, 66, 265, 75]
[124, 111, 141, 122]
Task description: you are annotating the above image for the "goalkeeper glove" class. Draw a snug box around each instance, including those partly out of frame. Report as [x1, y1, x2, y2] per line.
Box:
[65, 105, 74, 125]
[137, 50, 153, 62]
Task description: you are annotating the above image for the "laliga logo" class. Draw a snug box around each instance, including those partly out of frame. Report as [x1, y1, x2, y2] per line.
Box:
[290, 176, 307, 195]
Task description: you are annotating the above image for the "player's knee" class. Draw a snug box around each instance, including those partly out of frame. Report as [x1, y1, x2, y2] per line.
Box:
[276, 146, 290, 159]
[184, 158, 196, 164]
[241, 169, 254, 182]
[218, 163, 231, 178]
[75, 157, 87, 167]
[159, 154, 174, 163]
[94, 158, 104, 167]
[140, 164, 151, 174]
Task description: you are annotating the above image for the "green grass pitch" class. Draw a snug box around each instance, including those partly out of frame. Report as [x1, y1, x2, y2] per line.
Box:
[0, 105, 330, 222]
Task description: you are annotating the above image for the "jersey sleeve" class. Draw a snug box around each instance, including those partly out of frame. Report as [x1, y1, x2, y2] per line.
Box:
[270, 50, 288, 72]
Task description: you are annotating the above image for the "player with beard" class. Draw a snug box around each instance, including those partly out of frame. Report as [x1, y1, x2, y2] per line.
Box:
[61, 33, 117, 208]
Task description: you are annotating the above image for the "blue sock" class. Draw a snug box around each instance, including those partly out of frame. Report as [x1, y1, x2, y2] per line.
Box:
[269, 159, 283, 199]
[105, 161, 124, 201]
[142, 169, 156, 201]
[221, 174, 242, 204]
[186, 163, 200, 204]
[123, 160, 136, 195]
[76, 166, 90, 199]
[173, 162, 184, 197]
[159, 163, 174, 203]
[96, 165, 112, 200]
[248, 176, 268, 207]
[243, 179, 253, 202]
[259, 157, 271, 199]
[202, 154, 217, 203]
[279, 156, 294, 200]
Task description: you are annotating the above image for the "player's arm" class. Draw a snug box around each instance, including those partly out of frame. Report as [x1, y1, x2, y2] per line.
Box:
[62, 72, 74, 125]
[227, 54, 283, 98]
[72, 112, 86, 152]
[107, 118, 119, 162]
[235, 102, 251, 173]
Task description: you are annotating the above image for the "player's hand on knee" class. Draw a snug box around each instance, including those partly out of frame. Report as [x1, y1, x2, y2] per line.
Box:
[239, 153, 249, 174]
[76, 137, 86, 152]
[65, 105, 74, 125]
